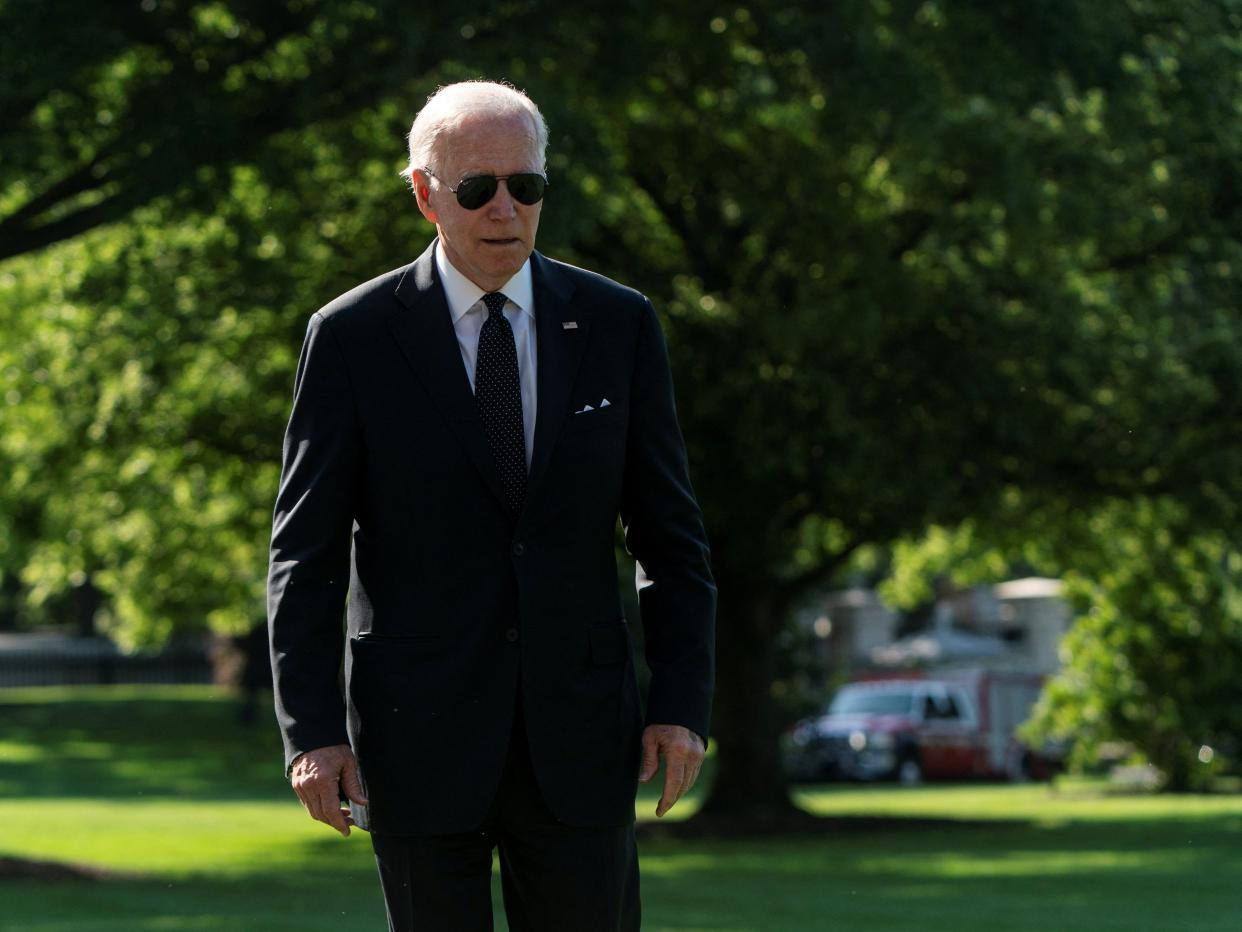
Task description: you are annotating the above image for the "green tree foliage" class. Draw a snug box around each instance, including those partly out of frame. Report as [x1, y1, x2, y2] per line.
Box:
[881, 498, 1242, 789]
[3, 1, 1240, 819]
[1022, 501, 1242, 790]
[0, 0, 466, 262]
[552, 0, 1242, 817]
[1, 100, 428, 641]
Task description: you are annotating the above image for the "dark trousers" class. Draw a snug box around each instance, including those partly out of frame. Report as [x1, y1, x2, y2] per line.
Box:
[370, 697, 641, 931]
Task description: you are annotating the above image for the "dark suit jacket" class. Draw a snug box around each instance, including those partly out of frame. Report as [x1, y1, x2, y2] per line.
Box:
[267, 241, 715, 835]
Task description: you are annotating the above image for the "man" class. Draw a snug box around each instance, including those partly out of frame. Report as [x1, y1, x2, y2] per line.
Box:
[267, 80, 716, 931]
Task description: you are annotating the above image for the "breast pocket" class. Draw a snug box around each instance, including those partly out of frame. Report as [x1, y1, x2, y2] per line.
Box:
[563, 403, 626, 435]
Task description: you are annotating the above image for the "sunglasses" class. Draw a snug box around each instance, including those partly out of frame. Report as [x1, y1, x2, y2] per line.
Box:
[424, 169, 548, 210]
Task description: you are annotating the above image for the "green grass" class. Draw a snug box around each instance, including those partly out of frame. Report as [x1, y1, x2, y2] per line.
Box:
[2, 686, 1241, 931]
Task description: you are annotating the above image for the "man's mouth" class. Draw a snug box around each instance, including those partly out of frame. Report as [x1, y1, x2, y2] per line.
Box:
[482, 237, 520, 246]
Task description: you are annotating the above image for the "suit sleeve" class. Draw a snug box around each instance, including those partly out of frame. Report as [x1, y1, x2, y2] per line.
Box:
[267, 312, 359, 770]
[620, 298, 717, 742]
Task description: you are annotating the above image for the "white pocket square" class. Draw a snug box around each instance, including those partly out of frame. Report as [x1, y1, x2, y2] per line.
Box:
[574, 397, 611, 415]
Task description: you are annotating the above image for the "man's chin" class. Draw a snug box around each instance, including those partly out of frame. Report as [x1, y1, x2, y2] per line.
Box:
[474, 249, 532, 284]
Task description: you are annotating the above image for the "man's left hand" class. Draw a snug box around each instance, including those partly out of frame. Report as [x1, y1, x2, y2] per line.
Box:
[638, 724, 706, 818]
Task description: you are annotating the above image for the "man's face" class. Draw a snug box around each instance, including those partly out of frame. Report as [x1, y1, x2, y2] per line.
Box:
[414, 112, 543, 292]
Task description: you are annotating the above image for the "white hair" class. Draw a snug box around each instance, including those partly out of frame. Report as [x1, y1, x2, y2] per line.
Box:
[400, 81, 548, 187]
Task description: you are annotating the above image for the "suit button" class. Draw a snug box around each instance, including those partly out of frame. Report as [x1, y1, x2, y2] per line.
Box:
[505, 628, 519, 642]
[512, 542, 526, 557]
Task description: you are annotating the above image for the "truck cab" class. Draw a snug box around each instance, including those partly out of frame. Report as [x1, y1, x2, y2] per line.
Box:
[782, 673, 1045, 784]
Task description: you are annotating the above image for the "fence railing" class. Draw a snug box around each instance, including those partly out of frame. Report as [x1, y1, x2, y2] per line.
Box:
[0, 635, 212, 687]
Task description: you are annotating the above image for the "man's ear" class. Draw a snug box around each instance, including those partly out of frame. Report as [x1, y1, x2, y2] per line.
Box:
[412, 171, 438, 223]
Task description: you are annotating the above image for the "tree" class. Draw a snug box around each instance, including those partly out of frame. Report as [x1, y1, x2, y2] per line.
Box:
[878, 499, 1242, 790]
[0, 103, 431, 641]
[1023, 501, 1242, 790]
[3, 1, 1241, 825]
[0, 0, 467, 262]
[550, 1, 1242, 821]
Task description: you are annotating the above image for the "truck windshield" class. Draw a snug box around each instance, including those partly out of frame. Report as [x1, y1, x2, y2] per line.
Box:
[829, 690, 915, 716]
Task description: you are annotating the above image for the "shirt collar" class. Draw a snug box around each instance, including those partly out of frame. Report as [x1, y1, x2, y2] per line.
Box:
[434, 239, 535, 324]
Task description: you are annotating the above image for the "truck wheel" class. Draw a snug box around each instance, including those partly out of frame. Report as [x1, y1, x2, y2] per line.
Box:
[897, 755, 924, 786]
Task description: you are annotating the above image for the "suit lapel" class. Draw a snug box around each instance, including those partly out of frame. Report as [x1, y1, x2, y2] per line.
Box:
[388, 241, 509, 513]
[525, 252, 590, 518]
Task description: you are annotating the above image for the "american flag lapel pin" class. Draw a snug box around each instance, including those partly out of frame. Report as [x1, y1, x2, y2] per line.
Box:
[562, 321, 578, 330]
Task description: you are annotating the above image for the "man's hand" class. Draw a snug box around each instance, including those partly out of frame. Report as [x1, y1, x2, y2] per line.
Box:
[290, 744, 369, 837]
[638, 724, 706, 818]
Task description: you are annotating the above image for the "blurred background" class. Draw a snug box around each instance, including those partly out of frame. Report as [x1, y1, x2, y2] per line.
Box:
[1, 1, 1240, 929]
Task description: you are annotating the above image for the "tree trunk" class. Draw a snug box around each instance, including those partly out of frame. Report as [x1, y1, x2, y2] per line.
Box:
[1154, 733, 1195, 792]
[0, 574, 19, 631]
[74, 576, 101, 638]
[696, 588, 810, 828]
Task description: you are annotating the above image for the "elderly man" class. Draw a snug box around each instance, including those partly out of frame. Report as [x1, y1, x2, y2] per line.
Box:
[267, 80, 716, 931]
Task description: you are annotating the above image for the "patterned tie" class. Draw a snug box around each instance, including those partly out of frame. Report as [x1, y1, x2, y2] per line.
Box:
[475, 291, 527, 515]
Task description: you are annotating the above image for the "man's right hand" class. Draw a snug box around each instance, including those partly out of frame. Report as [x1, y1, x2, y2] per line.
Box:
[290, 744, 369, 837]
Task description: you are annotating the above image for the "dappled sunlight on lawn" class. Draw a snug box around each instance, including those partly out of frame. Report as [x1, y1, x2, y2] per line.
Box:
[0, 798, 377, 876]
[854, 846, 1193, 878]
[4, 688, 1242, 931]
[0, 686, 286, 801]
[795, 778, 1242, 827]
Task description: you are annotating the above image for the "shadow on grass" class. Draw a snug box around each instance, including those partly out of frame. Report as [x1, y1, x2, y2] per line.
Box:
[0, 855, 139, 883]
[0, 872, 389, 932]
[6, 820, 1241, 932]
[638, 810, 1032, 841]
[633, 817, 1242, 932]
[0, 833, 388, 932]
[5, 687, 1241, 932]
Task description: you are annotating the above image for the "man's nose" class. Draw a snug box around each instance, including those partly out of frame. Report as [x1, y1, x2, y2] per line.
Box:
[486, 180, 518, 218]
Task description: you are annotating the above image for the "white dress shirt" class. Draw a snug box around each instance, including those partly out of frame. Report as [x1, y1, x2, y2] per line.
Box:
[434, 241, 538, 468]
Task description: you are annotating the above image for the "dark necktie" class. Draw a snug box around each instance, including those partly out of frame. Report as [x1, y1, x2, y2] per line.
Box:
[475, 291, 527, 515]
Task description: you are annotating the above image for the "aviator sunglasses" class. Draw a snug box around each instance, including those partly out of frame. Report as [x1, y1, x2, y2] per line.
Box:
[424, 168, 548, 210]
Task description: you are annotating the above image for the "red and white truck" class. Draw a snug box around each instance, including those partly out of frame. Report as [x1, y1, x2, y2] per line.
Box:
[782, 670, 1059, 784]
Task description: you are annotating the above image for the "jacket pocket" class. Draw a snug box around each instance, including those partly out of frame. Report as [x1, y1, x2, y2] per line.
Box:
[563, 404, 626, 434]
[354, 632, 440, 642]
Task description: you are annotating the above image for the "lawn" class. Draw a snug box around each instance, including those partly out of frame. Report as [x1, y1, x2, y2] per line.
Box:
[2, 685, 1240, 931]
